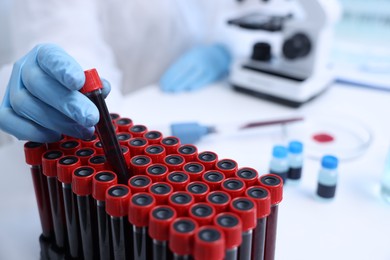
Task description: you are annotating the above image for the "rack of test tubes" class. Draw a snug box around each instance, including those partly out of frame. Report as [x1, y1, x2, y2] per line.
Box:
[22, 69, 283, 260]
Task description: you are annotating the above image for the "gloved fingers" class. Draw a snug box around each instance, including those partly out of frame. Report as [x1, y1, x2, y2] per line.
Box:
[35, 44, 85, 91]
[167, 66, 205, 92]
[20, 55, 99, 127]
[186, 70, 216, 91]
[160, 55, 196, 92]
[9, 86, 95, 139]
[101, 78, 111, 98]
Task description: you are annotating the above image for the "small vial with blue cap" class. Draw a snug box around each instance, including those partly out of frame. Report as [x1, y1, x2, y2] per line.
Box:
[287, 141, 304, 181]
[316, 155, 339, 200]
[269, 145, 289, 183]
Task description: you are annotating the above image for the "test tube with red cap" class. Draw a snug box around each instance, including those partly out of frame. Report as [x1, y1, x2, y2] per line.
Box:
[116, 132, 133, 148]
[93, 141, 104, 155]
[115, 117, 133, 132]
[216, 159, 238, 178]
[221, 177, 247, 198]
[169, 217, 199, 260]
[128, 137, 149, 156]
[57, 155, 82, 258]
[80, 134, 98, 148]
[129, 124, 148, 138]
[110, 113, 120, 123]
[149, 182, 174, 205]
[161, 136, 180, 154]
[106, 184, 133, 259]
[177, 144, 198, 162]
[24, 142, 53, 247]
[130, 155, 152, 175]
[197, 151, 218, 170]
[214, 212, 243, 260]
[72, 166, 99, 260]
[236, 167, 259, 187]
[144, 130, 163, 144]
[186, 181, 210, 202]
[202, 170, 226, 191]
[168, 191, 195, 217]
[60, 139, 81, 155]
[149, 206, 177, 260]
[80, 69, 130, 184]
[164, 154, 186, 172]
[92, 171, 117, 260]
[144, 144, 166, 163]
[230, 197, 257, 260]
[75, 147, 96, 165]
[246, 186, 271, 260]
[166, 171, 190, 191]
[128, 175, 153, 194]
[188, 202, 216, 226]
[88, 155, 109, 172]
[258, 174, 283, 260]
[193, 225, 225, 260]
[183, 162, 205, 181]
[128, 192, 156, 260]
[146, 163, 169, 183]
[42, 150, 66, 250]
[206, 191, 232, 214]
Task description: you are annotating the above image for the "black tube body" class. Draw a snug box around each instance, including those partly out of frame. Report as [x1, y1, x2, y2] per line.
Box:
[96, 200, 113, 260]
[153, 240, 172, 260]
[133, 226, 153, 260]
[226, 247, 238, 260]
[252, 217, 267, 260]
[264, 205, 279, 260]
[173, 254, 191, 260]
[238, 230, 253, 260]
[86, 90, 130, 184]
[111, 216, 133, 260]
[62, 183, 82, 258]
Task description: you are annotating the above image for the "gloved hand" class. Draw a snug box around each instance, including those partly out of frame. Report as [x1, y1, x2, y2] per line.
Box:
[0, 44, 111, 143]
[160, 43, 232, 92]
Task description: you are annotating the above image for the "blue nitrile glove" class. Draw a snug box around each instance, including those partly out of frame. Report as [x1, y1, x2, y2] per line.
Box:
[160, 43, 232, 92]
[0, 43, 111, 143]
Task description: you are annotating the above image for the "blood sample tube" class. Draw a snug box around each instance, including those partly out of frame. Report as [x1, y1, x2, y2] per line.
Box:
[236, 167, 259, 187]
[189, 203, 216, 226]
[92, 171, 117, 260]
[60, 139, 81, 155]
[202, 170, 225, 191]
[221, 177, 247, 198]
[106, 184, 133, 260]
[197, 151, 218, 170]
[230, 197, 257, 260]
[116, 132, 133, 148]
[164, 154, 186, 172]
[149, 182, 174, 205]
[166, 171, 190, 191]
[149, 206, 177, 260]
[183, 162, 205, 181]
[88, 155, 109, 172]
[258, 174, 283, 260]
[42, 150, 66, 249]
[145, 144, 166, 163]
[216, 159, 238, 178]
[194, 225, 225, 260]
[128, 137, 148, 156]
[81, 69, 130, 184]
[168, 191, 195, 217]
[128, 192, 156, 260]
[57, 155, 82, 258]
[161, 136, 180, 154]
[146, 163, 169, 183]
[186, 181, 210, 202]
[177, 144, 198, 162]
[80, 134, 99, 148]
[206, 191, 231, 214]
[24, 142, 53, 240]
[93, 141, 104, 155]
[75, 147, 96, 165]
[144, 130, 163, 145]
[72, 166, 99, 260]
[214, 212, 242, 260]
[121, 145, 131, 168]
[246, 186, 271, 260]
[128, 175, 153, 194]
[130, 155, 152, 175]
[129, 124, 148, 138]
[115, 117, 133, 132]
[169, 217, 199, 260]
[110, 113, 120, 123]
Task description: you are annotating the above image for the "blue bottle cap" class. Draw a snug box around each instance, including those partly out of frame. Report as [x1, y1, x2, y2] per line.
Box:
[288, 141, 303, 154]
[272, 145, 288, 159]
[171, 122, 212, 144]
[321, 155, 338, 170]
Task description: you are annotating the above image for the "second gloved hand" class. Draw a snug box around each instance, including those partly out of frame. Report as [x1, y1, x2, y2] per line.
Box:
[160, 43, 231, 92]
[0, 44, 111, 143]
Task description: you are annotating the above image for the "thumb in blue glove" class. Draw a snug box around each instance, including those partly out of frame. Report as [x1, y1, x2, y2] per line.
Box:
[160, 43, 232, 92]
[0, 43, 111, 143]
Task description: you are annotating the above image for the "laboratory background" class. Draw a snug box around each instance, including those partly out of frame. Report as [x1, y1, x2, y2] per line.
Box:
[0, 0, 389, 259]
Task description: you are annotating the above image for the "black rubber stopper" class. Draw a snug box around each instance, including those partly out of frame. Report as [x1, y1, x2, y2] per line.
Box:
[216, 214, 239, 228]
[198, 152, 216, 162]
[208, 192, 229, 204]
[76, 148, 94, 157]
[130, 176, 151, 187]
[237, 168, 257, 179]
[95, 171, 116, 182]
[217, 159, 236, 170]
[145, 131, 161, 140]
[174, 219, 196, 233]
[150, 183, 171, 195]
[223, 179, 244, 190]
[61, 140, 79, 149]
[179, 145, 196, 155]
[260, 175, 281, 186]
[74, 167, 95, 177]
[168, 172, 188, 183]
[132, 193, 153, 206]
[132, 156, 151, 166]
[44, 150, 63, 160]
[153, 207, 174, 220]
[89, 155, 106, 164]
[117, 133, 131, 141]
[199, 228, 220, 242]
[129, 138, 147, 146]
[146, 145, 164, 154]
[187, 183, 208, 194]
[130, 125, 147, 133]
[165, 155, 184, 165]
[233, 198, 254, 211]
[204, 171, 224, 182]
[247, 187, 269, 199]
[147, 165, 167, 175]
[108, 186, 129, 197]
[191, 204, 213, 217]
[162, 137, 179, 145]
[59, 156, 78, 165]
[184, 163, 204, 173]
[171, 193, 192, 205]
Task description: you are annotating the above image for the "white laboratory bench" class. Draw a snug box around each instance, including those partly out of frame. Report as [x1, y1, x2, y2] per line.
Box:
[0, 82, 389, 260]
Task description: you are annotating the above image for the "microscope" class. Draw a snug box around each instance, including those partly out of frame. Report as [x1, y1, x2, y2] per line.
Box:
[228, 0, 337, 107]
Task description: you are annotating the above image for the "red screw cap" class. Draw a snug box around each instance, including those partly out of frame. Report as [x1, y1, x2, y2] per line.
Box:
[116, 132, 133, 148]
[110, 113, 121, 122]
[75, 147, 96, 165]
[42, 150, 64, 177]
[143, 130, 163, 145]
[80, 68, 103, 94]
[246, 186, 271, 219]
[221, 178, 246, 198]
[149, 182, 173, 205]
[229, 197, 257, 232]
[88, 155, 109, 172]
[236, 167, 259, 187]
[105, 184, 131, 217]
[57, 156, 81, 184]
[144, 145, 166, 164]
[169, 217, 199, 256]
[189, 203, 216, 226]
[146, 163, 169, 183]
[166, 171, 190, 191]
[149, 205, 177, 241]
[168, 191, 195, 217]
[93, 141, 104, 155]
[197, 151, 218, 171]
[60, 140, 81, 155]
[194, 225, 225, 260]
[24, 142, 47, 166]
[128, 137, 148, 157]
[259, 174, 283, 205]
[130, 155, 152, 175]
[202, 170, 225, 191]
[80, 134, 98, 148]
[164, 154, 185, 172]
[178, 144, 198, 162]
[129, 125, 148, 138]
[216, 159, 238, 178]
[213, 212, 242, 250]
[128, 175, 152, 194]
[115, 117, 133, 132]
[72, 166, 96, 196]
[128, 192, 156, 227]
[92, 171, 118, 201]
[183, 162, 205, 182]
[206, 191, 231, 214]
[161, 136, 180, 154]
[186, 181, 210, 203]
